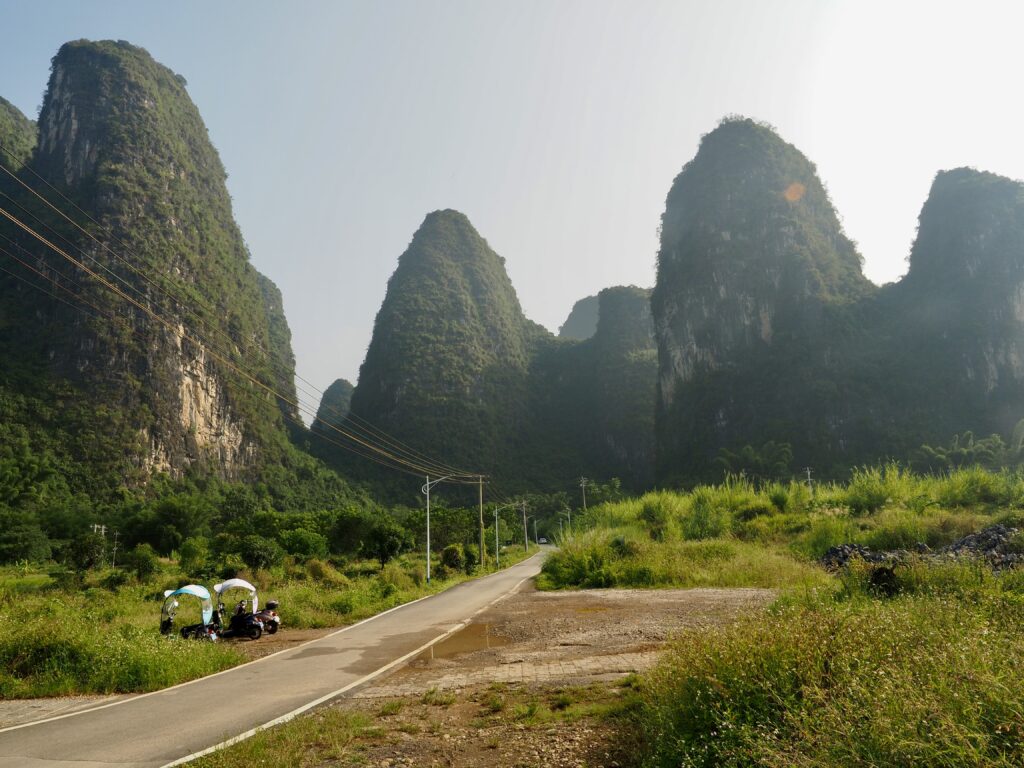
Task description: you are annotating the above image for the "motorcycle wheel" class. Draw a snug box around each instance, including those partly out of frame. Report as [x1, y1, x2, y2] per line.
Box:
[246, 625, 263, 640]
[265, 621, 278, 635]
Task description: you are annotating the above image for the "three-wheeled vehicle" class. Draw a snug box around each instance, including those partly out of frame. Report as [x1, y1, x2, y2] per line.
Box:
[160, 584, 217, 641]
[213, 578, 265, 640]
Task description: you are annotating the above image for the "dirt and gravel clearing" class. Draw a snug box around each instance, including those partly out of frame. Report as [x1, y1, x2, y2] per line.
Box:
[303, 584, 776, 768]
[358, 583, 774, 697]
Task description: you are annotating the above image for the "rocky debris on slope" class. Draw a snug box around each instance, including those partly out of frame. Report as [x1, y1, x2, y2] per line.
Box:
[822, 524, 1023, 571]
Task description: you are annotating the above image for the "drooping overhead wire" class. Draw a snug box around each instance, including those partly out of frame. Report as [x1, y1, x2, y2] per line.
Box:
[0, 201, 481, 481]
[0, 145, 478, 480]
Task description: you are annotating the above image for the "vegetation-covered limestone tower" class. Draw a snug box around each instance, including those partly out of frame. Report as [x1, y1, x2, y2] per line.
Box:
[652, 118, 874, 482]
[0, 40, 299, 490]
[346, 209, 546, 478]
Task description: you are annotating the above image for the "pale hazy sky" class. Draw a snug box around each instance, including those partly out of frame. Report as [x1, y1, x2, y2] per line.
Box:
[1, 1, 1022, 418]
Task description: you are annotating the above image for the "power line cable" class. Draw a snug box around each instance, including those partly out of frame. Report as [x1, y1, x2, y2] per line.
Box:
[0, 202, 482, 480]
[0, 148, 475, 478]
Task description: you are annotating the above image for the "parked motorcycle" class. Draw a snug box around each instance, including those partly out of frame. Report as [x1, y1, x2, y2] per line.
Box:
[254, 600, 281, 635]
[215, 599, 263, 640]
[160, 584, 218, 641]
[213, 578, 265, 640]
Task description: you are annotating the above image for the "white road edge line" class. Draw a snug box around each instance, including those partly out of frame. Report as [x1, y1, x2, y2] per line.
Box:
[0, 552, 541, 736]
[161, 566, 539, 767]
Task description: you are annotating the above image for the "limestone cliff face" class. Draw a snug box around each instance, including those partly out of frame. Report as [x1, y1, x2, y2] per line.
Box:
[572, 286, 657, 487]
[0, 40, 297, 482]
[651, 118, 875, 481]
[653, 118, 870, 408]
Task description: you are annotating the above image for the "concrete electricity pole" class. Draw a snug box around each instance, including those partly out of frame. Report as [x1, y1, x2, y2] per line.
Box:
[478, 475, 485, 568]
[521, 501, 529, 551]
[579, 477, 588, 514]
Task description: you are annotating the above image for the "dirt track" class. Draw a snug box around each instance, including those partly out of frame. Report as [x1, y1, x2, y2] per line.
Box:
[358, 583, 774, 697]
[325, 584, 775, 768]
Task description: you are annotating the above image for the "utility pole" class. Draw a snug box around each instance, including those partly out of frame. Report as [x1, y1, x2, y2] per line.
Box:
[579, 477, 588, 514]
[803, 466, 813, 492]
[478, 475, 485, 568]
[494, 507, 500, 567]
[425, 475, 431, 583]
[421, 474, 455, 584]
[111, 531, 120, 568]
[521, 501, 529, 551]
[533, 518, 538, 545]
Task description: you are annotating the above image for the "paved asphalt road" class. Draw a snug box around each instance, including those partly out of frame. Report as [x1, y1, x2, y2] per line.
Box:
[0, 553, 544, 768]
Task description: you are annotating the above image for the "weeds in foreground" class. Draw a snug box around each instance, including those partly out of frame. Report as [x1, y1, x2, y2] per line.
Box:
[633, 561, 1024, 767]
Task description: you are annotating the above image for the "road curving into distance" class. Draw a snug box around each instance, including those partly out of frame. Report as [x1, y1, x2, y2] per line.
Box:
[0, 553, 545, 768]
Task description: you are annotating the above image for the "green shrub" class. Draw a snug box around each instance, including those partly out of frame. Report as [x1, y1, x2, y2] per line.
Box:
[681, 488, 729, 540]
[238, 536, 284, 571]
[178, 537, 209, 575]
[279, 529, 329, 561]
[844, 466, 890, 515]
[122, 543, 158, 581]
[639, 493, 685, 540]
[440, 543, 465, 571]
[937, 466, 1008, 507]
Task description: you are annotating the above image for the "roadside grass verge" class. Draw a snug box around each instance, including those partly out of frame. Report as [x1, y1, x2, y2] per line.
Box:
[0, 545, 535, 698]
[539, 529, 826, 590]
[190, 682, 631, 768]
[632, 560, 1024, 767]
[542, 466, 1024, 591]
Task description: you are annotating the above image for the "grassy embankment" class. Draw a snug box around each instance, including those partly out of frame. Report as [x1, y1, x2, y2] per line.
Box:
[0, 545, 534, 698]
[536, 465, 1024, 767]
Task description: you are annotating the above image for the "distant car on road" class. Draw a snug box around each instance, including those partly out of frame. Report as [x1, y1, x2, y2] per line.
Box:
[538, 537, 548, 544]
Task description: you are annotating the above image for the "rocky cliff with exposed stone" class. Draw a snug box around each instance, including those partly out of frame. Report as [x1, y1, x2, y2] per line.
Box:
[0, 40, 299, 489]
[652, 117, 1024, 483]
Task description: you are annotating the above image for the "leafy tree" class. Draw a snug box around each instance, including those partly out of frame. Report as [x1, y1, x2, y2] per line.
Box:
[0, 508, 51, 563]
[367, 518, 410, 568]
[238, 535, 284, 571]
[178, 536, 209, 574]
[716, 441, 794, 481]
[67, 532, 106, 572]
[280, 528, 328, 561]
[123, 543, 159, 580]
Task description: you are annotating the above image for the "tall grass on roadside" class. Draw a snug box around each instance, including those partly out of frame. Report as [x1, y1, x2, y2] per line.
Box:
[0, 545, 535, 698]
[0, 593, 243, 697]
[633, 560, 1024, 767]
[539, 527, 826, 590]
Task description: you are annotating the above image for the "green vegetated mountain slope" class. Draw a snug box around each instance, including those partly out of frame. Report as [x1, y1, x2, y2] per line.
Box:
[534, 286, 657, 487]
[0, 97, 35, 173]
[0, 40, 333, 501]
[322, 212, 657, 493]
[312, 378, 354, 434]
[653, 116, 1024, 483]
[558, 294, 599, 340]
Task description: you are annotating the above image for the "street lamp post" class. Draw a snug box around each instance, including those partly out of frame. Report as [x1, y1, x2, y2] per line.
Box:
[421, 475, 455, 584]
[494, 506, 500, 567]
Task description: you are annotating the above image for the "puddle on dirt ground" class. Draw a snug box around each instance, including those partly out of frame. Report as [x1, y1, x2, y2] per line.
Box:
[416, 623, 508, 661]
